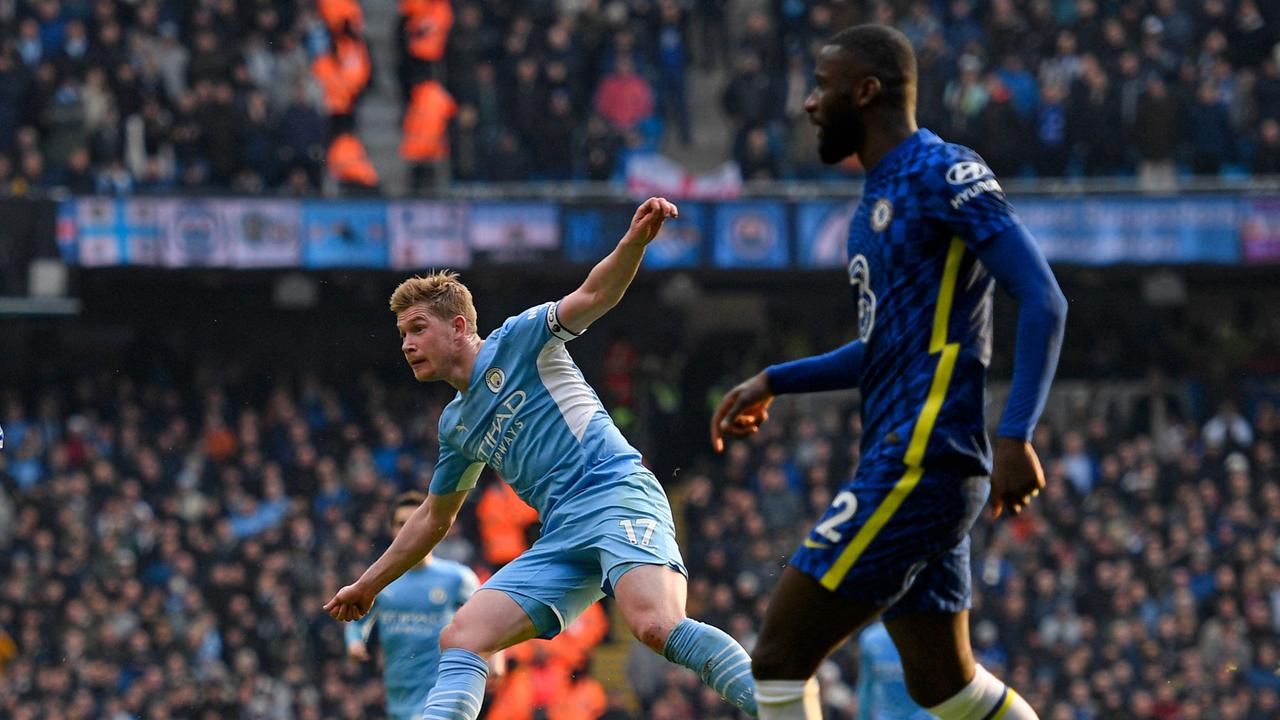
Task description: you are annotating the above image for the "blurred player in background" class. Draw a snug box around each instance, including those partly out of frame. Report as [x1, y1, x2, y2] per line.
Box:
[713, 24, 1067, 720]
[856, 623, 930, 720]
[326, 198, 758, 719]
[344, 491, 482, 720]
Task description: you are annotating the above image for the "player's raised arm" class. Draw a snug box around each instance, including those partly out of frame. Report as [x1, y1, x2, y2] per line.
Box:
[711, 340, 866, 452]
[555, 197, 678, 334]
[324, 489, 470, 621]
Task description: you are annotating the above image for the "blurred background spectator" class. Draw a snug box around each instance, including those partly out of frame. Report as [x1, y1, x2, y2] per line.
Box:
[0, 0, 1276, 197]
[3, 266, 1280, 717]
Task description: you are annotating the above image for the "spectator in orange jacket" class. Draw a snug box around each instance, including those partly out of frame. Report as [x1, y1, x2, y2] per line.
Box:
[317, 0, 364, 34]
[397, 0, 453, 101]
[312, 31, 372, 137]
[491, 603, 610, 719]
[548, 673, 608, 720]
[326, 132, 379, 191]
[477, 480, 539, 567]
[401, 79, 458, 192]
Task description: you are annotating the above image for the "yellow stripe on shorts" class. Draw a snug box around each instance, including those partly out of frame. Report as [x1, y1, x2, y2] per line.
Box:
[820, 237, 967, 591]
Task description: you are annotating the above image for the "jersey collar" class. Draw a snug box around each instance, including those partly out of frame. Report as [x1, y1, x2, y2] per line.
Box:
[866, 128, 938, 184]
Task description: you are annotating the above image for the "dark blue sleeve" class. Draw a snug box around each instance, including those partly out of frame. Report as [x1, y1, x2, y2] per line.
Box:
[764, 340, 865, 395]
[974, 222, 1068, 440]
[918, 152, 1018, 248]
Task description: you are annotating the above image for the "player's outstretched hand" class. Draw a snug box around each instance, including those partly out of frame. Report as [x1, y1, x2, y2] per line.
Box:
[325, 583, 376, 622]
[625, 196, 679, 246]
[711, 372, 774, 453]
[989, 437, 1046, 519]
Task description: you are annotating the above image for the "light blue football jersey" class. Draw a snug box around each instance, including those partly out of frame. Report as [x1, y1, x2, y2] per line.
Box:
[857, 623, 933, 720]
[430, 302, 658, 530]
[345, 559, 478, 720]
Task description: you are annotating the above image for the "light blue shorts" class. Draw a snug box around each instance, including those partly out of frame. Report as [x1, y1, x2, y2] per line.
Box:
[484, 482, 687, 639]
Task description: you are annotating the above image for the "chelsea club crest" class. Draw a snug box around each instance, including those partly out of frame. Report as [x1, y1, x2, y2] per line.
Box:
[871, 199, 893, 232]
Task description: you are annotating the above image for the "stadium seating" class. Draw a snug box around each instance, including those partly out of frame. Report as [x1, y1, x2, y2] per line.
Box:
[2, 339, 1279, 718]
[0, 1, 1276, 195]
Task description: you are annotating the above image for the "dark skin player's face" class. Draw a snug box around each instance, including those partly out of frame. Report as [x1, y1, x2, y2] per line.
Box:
[804, 46, 870, 164]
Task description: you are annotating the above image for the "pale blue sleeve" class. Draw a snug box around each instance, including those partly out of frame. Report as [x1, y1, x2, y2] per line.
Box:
[456, 567, 480, 608]
[498, 302, 583, 355]
[430, 441, 485, 495]
[344, 606, 377, 646]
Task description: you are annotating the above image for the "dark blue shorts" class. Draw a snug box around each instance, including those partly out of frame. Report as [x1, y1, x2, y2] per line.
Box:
[789, 470, 989, 620]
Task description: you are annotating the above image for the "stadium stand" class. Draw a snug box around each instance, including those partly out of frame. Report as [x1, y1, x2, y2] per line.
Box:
[3, 267, 1280, 718]
[0, 1, 1277, 196]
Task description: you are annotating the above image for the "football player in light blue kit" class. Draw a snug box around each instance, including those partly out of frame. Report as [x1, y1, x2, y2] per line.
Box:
[344, 492, 481, 720]
[325, 197, 757, 719]
[856, 623, 931, 720]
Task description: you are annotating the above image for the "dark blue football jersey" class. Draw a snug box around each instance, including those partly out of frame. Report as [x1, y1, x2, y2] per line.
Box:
[847, 129, 1018, 479]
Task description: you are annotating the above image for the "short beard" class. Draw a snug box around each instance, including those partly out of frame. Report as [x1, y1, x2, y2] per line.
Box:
[817, 94, 865, 165]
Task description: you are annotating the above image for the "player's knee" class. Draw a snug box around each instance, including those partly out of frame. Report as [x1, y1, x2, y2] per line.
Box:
[439, 620, 488, 655]
[630, 616, 676, 651]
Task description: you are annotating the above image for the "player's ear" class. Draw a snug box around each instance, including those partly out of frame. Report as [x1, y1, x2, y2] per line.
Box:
[855, 75, 881, 107]
[452, 314, 468, 336]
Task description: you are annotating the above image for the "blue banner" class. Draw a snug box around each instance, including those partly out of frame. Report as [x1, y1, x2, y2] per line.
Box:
[564, 202, 708, 268]
[713, 202, 789, 269]
[302, 201, 388, 268]
[56, 194, 1260, 269]
[794, 201, 856, 269]
[647, 202, 708, 269]
[563, 204, 630, 264]
[1018, 197, 1241, 265]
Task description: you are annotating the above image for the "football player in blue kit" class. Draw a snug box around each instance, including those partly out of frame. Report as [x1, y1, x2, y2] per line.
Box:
[712, 25, 1067, 720]
[856, 623, 931, 720]
[345, 492, 481, 720]
[326, 197, 758, 719]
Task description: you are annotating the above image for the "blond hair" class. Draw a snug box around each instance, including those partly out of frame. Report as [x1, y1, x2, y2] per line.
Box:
[389, 271, 478, 334]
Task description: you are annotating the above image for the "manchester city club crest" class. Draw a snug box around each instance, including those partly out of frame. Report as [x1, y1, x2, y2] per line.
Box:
[485, 367, 506, 393]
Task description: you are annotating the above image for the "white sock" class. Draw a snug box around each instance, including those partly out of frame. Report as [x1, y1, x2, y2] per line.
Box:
[925, 665, 1038, 720]
[755, 678, 822, 719]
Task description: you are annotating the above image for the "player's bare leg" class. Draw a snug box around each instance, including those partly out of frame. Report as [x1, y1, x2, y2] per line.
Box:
[615, 564, 759, 715]
[886, 610, 1039, 718]
[422, 589, 539, 720]
[751, 567, 882, 719]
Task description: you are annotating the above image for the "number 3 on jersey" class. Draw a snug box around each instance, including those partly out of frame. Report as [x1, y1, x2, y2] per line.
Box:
[848, 255, 876, 342]
[620, 518, 658, 545]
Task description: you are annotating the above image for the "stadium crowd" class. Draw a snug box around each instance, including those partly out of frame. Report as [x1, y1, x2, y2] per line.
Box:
[2, 340, 1279, 719]
[0, 0, 1278, 195]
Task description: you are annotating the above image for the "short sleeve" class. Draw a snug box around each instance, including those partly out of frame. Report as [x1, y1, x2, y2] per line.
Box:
[345, 606, 377, 645]
[430, 441, 485, 495]
[496, 302, 582, 354]
[918, 152, 1019, 249]
[456, 567, 480, 607]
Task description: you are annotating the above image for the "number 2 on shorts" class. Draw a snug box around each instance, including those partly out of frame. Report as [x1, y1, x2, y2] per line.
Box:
[814, 491, 858, 542]
[620, 518, 658, 545]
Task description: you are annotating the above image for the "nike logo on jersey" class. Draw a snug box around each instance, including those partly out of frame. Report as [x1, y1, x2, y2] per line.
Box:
[802, 538, 833, 550]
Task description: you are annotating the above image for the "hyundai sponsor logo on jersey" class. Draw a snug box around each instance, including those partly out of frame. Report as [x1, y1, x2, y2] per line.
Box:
[944, 161, 993, 185]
